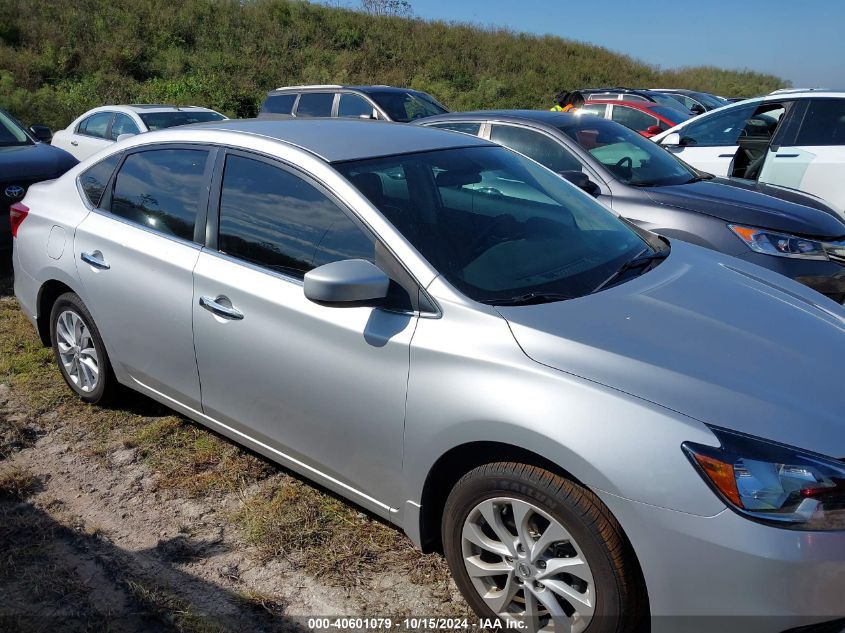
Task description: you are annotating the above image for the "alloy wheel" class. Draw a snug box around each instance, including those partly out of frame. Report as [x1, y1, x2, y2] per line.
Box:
[56, 309, 100, 393]
[461, 496, 596, 632]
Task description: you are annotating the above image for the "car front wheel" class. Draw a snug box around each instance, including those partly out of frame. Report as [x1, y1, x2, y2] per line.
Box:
[443, 462, 646, 633]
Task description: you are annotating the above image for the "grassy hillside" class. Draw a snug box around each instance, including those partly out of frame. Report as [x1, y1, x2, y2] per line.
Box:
[0, 0, 788, 129]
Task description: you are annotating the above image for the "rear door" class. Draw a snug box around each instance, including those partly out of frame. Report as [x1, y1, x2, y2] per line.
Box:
[192, 150, 417, 514]
[74, 145, 214, 409]
[69, 112, 115, 160]
[759, 98, 845, 215]
[609, 104, 660, 137]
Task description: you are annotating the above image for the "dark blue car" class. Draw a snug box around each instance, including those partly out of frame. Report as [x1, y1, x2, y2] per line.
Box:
[1, 109, 78, 252]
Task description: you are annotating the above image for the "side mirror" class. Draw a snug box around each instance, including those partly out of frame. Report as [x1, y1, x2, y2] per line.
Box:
[690, 104, 706, 115]
[661, 132, 681, 146]
[645, 125, 663, 136]
[558, 170, 601, 197]
[116, 133, 136, 142]
[304, 259, 390, 306]
[29, 124, 52, 143]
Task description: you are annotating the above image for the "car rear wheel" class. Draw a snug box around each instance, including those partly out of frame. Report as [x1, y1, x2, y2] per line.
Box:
[443, 462, 646, 633]
[50, 292, 115, 404]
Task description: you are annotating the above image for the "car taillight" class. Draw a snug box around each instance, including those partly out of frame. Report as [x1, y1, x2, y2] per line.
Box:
[9, 202, 29, 238]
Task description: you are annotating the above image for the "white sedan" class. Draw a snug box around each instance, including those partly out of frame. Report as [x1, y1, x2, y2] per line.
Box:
[52, 104, 226, 161]
[651, 89, 845, 218]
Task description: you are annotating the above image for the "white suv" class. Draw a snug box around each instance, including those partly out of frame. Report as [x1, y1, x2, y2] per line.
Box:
[652, 90, 845, 217]
[52, 104, 226, 161]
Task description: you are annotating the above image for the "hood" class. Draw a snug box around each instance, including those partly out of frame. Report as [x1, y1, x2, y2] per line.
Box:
[498, 241, 845, 457]
[0, 143, 78, 180]
[642, 179, 845, 238]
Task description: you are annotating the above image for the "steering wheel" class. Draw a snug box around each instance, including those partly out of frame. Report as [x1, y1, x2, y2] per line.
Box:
[467, 215, 518, 260]
[614, 156, 633, 180]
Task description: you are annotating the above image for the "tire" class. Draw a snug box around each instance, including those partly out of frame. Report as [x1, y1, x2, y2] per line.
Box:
[443, 462, 646, 633]
[49, 292, 116, 404]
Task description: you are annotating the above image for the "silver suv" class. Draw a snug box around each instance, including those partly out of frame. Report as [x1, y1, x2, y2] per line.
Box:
[12, 119, 845, 633]
[258, 84, 448, 122]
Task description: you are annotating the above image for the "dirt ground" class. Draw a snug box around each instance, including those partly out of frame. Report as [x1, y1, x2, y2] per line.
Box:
[0, 261, 470, 632]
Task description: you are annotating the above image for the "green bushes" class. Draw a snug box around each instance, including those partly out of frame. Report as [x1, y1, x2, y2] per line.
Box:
[0, 0, 787, 128]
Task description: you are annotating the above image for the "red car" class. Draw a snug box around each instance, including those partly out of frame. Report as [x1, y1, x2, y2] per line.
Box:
[578, 99, 692, 137]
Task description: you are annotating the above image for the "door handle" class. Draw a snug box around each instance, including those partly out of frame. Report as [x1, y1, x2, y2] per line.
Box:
[71, 140, 79, 146]
[775, 153, 800, 158]
[718, 154, 735, 158]
[199, 295, 244, 320]
[80, 251, 110, 270]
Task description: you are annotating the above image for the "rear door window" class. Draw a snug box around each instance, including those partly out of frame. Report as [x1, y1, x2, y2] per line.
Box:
[610, 106, 659, 133]
[295, 93, 335, 117]
[795, 99, 845, 146]
[428, 122, 482, 136]
[78, 112, 113, 139]
[261, 94, 297, 115]
[79, 153, 122, 208]
[489, 124, 583, 173]
[110, 148, 209, 241]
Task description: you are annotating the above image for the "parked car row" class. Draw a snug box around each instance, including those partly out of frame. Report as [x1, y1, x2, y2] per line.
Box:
[5, 82, 845, 633]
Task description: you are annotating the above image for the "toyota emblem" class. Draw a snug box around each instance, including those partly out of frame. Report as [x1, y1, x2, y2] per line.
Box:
[4, 185, 25, 199]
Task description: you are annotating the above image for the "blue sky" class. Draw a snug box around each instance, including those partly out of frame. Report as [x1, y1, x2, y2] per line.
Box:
[328, 0, 844, 87]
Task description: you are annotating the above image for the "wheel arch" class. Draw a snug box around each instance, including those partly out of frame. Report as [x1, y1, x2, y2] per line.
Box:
[416, 441, 591, 553]
[36, 278, 78, 346]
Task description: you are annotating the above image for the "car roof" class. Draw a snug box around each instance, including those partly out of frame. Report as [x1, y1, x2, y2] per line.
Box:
[188, 118, 492, 162]
[270, 85, 424, 94]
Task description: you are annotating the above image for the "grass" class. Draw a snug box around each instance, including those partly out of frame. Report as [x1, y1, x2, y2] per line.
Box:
[0, 466, 40, 500]
[232, 477, 451, 588]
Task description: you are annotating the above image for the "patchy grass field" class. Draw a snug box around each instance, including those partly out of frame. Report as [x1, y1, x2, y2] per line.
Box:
[0, 266, 466, 630]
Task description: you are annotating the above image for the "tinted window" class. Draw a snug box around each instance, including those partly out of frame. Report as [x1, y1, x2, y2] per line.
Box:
[218, 155, 374, 277]
[676, 103, 758, 146]
[79, 112, 112, 139]
[367, 91, 447, 122]
[489, 125, 582, 172]
[796, 99, 845, 146]
[295, 93, 335, 117]
[337, 146, 652, 303]
[79, 153, 122, 208]
[337, 94, 375, 118]
[109, 113, 140, 140]
[611, 106, 659, 132]
[578, 104, 606, 117]
[110, 149, 208, 241]
[139, 111, 225, 131]
[429, 122, 482, 136]
[261, 94, 297, 115]
[558, 117, 695, 186]
[650, 106, 691, 124]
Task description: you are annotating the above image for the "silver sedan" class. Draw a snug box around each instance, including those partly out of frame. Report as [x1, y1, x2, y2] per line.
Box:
[12, 119, 845, 633]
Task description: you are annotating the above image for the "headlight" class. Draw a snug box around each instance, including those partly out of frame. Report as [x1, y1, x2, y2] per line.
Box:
[729, 224, 829, 260]
[683, 427, 845, 530]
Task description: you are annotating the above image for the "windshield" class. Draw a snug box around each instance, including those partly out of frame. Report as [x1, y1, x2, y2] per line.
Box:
[0, 110, 32, 147]
[335, 146, 652, 304]
[367, 91, 447, 122]
[139, 110, 225, 131]
[561, 116, 696, 186]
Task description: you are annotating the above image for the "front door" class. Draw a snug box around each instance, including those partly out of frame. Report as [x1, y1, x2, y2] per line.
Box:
[192, 152, 416, 515]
